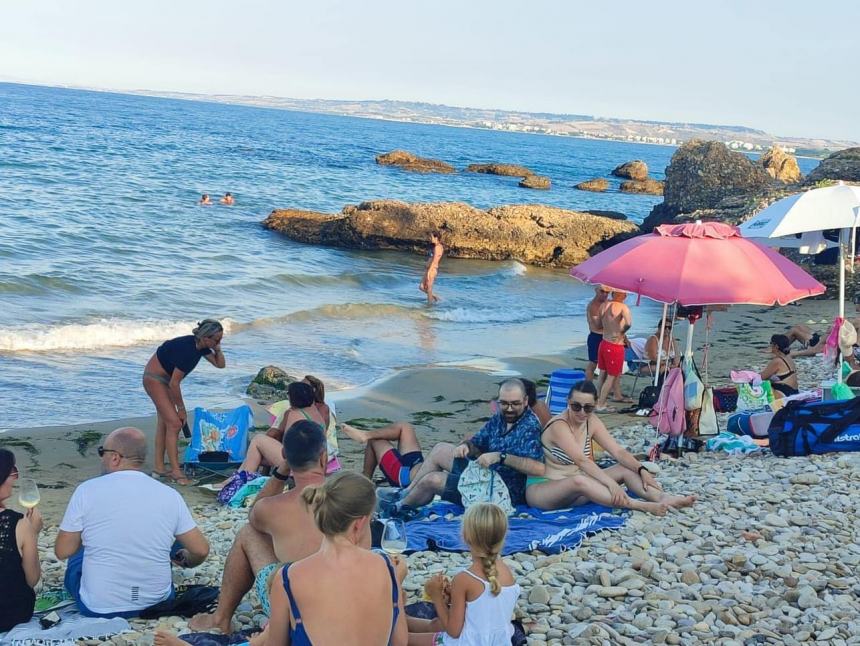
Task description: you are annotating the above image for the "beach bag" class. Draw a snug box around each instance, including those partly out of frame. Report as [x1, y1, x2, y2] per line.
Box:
[638, 384, 660, 409]
[650, 367, 685, 437]
[683, 358, 705, 411]
[727, 412, 754, 437]
[698, 387, 719, 437]
[769, 397, 860, 457]
[736, 381, 773, 412]
[713, 386, 738, 413]
[456, 461, 514, 516]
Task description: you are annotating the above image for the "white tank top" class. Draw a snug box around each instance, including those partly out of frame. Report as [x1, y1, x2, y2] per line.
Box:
[441, 570, 521, 646]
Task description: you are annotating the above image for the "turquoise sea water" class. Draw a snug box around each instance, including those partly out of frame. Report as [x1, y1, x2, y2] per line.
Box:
[0, 83, 820, 430]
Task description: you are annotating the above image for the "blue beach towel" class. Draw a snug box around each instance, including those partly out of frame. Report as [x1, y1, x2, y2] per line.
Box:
[184, 405, 252, 464]
[404, 501, 626, 555]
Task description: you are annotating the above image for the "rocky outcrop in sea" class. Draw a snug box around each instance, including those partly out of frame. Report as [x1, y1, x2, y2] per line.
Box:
[465, 163, 535, 177]
[519, 175, 551, 190]
[611, 160, 649, 181]
[760, 146, 802, 183]
[620, 179, 664, 196]
[375, 150, 455, 174]
[263, 200, 639, 268]
[575, 179, 609, 192]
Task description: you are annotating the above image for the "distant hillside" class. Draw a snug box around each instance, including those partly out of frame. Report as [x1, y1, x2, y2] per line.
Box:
[129, 90, 857, 158]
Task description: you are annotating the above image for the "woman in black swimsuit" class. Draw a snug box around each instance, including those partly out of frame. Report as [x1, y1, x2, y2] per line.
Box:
[143, 320, 226, 484]
[761, 334, 799, 397]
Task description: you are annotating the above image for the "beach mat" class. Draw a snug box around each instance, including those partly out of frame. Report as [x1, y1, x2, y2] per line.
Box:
[0, 608, 130, 646]
[404, 501, 627, 555]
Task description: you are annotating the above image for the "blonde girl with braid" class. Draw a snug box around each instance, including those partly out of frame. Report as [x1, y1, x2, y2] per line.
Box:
[414, 503, 521, 646]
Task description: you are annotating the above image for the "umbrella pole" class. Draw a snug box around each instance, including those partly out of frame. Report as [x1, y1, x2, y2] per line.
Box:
[685, 319, 695, 358]
[654, 303, 668, 387]
[839, 230, 847, 383]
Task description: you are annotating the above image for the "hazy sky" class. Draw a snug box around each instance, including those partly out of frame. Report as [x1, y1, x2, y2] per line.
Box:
[1, 0, 856, 141]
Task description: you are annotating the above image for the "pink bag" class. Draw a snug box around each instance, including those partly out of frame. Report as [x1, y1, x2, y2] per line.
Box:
[650, 367, 685, 437]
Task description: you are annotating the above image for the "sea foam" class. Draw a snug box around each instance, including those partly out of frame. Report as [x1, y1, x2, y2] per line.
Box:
[0, 318, 234, 353]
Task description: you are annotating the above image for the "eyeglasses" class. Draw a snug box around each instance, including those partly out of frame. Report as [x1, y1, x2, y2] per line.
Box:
[97, 446, 124, 458]
[569, 402, 596, 414]
[498, 400, 525, 409]
[9, 466, 19, 480]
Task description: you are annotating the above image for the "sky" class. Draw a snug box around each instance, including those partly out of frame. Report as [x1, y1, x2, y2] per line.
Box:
[1, 0, 857, 142]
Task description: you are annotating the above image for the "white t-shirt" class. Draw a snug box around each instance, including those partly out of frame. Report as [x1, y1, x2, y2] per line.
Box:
[60, 470, 197, 614]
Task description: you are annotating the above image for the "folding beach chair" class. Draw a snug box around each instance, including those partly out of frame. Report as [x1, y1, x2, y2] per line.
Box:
[544, 369, 587, 415]
[624, 340, 654, 398]
[183, 404, 252, 482]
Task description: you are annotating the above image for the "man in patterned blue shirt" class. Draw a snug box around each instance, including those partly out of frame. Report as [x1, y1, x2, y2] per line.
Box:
[399, 379, 544, 509]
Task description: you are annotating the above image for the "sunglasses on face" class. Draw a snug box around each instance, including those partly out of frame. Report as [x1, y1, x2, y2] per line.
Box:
[568, 402, 596, 414]
[97, 446, 124, 459]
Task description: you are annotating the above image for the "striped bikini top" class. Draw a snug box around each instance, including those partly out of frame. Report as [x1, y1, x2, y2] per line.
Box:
[541, 418, 592, 466]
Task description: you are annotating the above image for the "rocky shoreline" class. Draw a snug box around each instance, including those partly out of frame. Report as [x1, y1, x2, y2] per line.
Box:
[262, 200, 638, 268]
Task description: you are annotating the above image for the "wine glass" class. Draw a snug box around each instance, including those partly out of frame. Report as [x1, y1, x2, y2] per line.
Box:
[18, 478, 40, 509]
[380, 519, 407, 555]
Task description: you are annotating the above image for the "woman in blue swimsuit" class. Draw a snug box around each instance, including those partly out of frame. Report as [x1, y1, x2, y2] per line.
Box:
[267, 472, 407, 646]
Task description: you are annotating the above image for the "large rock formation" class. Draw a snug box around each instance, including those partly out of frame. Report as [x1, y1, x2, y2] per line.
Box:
[642, 140, 772, 231]
[263, 200, 639, 268]
[611, 160, 649, 181]
[465, 163, 534, 177]
[375, 150, 455, 174]
[807, 147, 860, 183]
[759, 146, 802, 183]
[575, 178, 609, 192]
[246, 365, 297, 401]
[620, 179, 664, 196]
[519, 175, 551, 190]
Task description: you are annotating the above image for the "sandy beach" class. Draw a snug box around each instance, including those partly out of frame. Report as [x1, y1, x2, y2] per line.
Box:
[4, 298, 859, 644]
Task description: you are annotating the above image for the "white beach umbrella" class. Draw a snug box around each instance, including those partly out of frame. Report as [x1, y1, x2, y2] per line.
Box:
[739, 182, 860, 382]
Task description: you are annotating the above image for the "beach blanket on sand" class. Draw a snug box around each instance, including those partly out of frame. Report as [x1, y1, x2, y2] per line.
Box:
[0, 608, 129, 645]
[404, 501, 626, 555]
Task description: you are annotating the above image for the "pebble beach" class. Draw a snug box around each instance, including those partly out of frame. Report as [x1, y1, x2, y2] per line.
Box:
[18, 301, 860, 645]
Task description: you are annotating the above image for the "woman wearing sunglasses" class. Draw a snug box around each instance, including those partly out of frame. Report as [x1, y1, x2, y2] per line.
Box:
[525, 381, 695, 514]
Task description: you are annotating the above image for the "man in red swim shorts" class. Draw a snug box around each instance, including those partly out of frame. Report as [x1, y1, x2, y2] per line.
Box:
[596, 290, 632, 412]
[340, 421, 425, 487]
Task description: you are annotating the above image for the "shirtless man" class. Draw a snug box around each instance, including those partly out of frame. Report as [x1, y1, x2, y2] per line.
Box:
[199, 194, 211, 205]
[419, 232, 444, 305]
[219, 192, 235, 205]
[585, 286, 610, 381]
[189, 421, 326, 634]
[596, 291, 632, 412]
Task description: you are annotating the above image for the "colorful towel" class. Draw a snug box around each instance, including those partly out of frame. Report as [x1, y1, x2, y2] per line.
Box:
[706, 431, 764, 454]
[404, 501, 626, 555]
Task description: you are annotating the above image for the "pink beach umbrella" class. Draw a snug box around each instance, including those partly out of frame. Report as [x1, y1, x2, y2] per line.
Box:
[571, 221, 825, 307]
[571, 221, 825, 380]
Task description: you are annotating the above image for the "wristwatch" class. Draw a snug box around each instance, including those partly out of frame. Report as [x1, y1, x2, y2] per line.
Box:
[272, 468, 291, 481]
[499, 452, 507, 465]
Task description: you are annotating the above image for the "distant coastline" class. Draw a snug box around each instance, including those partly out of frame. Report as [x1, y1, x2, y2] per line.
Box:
[0, 81, 851, 159]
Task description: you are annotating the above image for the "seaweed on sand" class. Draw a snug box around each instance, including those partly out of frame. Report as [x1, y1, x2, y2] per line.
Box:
[411, 410, 456, 427]
[71, 430, 102, 456]
[343, 417, 393, 429]
[0, 437, 40, 456]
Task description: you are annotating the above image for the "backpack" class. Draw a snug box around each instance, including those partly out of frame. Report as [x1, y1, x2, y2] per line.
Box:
[769, 397, 860, 457]
[649, 367, 685, 437]
[456, 461, 514, 515]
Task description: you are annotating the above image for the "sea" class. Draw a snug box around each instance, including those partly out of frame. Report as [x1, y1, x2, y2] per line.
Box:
[0, 83, 821, 430]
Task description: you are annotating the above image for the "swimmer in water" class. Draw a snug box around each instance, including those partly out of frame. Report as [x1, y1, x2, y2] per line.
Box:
[419, 231, 443, 305]
[199, 194, 212, 205]
[220, 192, 234, 205]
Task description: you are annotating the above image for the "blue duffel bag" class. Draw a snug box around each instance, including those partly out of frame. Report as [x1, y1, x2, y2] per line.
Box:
[768, 397, 860, 457]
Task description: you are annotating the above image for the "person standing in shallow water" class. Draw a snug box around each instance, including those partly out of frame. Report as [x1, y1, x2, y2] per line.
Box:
[143, 320, 226, 485]
[419, 232, 444, 305]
